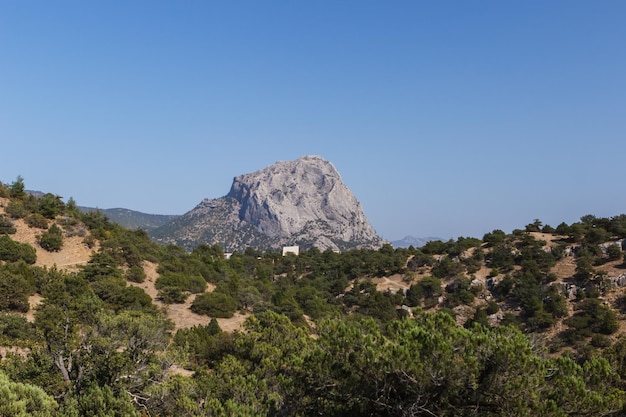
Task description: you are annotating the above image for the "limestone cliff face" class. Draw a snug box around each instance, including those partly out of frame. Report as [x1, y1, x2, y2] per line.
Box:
[152, 156, 385, 252]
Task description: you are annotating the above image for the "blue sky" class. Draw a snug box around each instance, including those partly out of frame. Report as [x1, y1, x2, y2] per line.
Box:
[1, 1, 625, 241]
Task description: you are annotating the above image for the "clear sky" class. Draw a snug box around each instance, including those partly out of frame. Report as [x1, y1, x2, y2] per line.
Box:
[1, 1, 625, 241]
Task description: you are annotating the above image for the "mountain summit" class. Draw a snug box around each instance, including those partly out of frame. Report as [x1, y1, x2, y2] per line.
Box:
[151, 156, 385, 251]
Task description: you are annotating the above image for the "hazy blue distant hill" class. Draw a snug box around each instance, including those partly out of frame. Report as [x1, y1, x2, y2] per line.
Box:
[79, 207, 180, 231]
[21, 189, 180, 232]
[391, 235, 442, 248]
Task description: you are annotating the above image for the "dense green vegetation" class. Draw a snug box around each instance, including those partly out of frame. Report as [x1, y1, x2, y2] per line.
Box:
[2, 177, 626, 415]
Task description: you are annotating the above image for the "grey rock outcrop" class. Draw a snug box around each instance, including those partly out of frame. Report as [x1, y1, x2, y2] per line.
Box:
[151, 156, 386, 252]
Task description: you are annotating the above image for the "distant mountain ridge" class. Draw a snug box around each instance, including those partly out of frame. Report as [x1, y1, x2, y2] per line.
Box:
[151, 156, 386, 251]
[391, 235, 442, 248]
[79, 207, 180, 231]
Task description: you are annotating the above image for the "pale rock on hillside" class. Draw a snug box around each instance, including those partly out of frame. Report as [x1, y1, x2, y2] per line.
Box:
[151, 156, 386, 252]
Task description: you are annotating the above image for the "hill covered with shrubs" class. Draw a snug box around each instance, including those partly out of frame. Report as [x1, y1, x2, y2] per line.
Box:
[2, 176, 626, 416]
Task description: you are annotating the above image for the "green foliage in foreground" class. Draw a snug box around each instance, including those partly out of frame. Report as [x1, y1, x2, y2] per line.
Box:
[164, 311, 624, 417]
[0, 371, 58, 417]
[4, 255, 623, 417]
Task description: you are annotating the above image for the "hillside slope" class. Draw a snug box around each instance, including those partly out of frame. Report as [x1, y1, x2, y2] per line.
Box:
[79, 207, 179, 231]
[0, 197, 243, 332]
[3, 182, 626, 415]
[376, 232, 626, 341]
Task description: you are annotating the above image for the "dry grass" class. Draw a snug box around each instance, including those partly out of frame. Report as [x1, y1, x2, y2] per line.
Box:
[127, 261, 249, 331]
[1, 201, 248, 333]
[12, 217, 98, 271]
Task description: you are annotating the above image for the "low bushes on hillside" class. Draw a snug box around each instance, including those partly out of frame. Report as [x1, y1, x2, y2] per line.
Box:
[38, 223, 63, 252]
[0, 236, 36, 264]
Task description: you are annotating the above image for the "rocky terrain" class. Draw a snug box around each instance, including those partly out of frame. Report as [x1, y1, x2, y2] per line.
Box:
[151, 156, 386, 251]
[0, 196, 247, 332]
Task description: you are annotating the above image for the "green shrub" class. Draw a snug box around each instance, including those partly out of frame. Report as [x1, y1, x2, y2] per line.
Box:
[8, 176, 25, 200]
[116, 286, 156, 313]
[417, 276, 443, 308]
[125, 265, 147, 283]
[406, 252, 435, 270]
[191, 291, 237, 318]
[157, 286, 188, 304]
[187, 274, 207, 293]
[0, 371, 58, 416]
[0, 313, 36, 341]
[81, 252, 123, 281]
[493, 275, 514, 299]
[155, 272, 206, 294]
[591, 334, 612, 348]
[445, 277, 475, 306]
[38, 193, 64, 219]
[500, 312, 521, 327]
[0, 236, 36, 264]
[25, 213, 48, 229]
[465, 307, 490, 328]
[38, 224, 63, 252]
[173, 320, 234, 367]
[4, 201, 27, 219]
[60, 384, 139, 417]
[0, 216, 16, 235]
[565, 298, 619, 341]
[92, 279, 156, 313]
[0, 270, 31, 312]
[0, 183, 8, 198]
[485, 300, 500, 315]
[607, 244, 622, 261]
[543, 286, 568, 318]
[483, 229, 507, 246]
[431, 256, 464, 278]
[487, 244, 515, 271]
[405, 283, 423, 307]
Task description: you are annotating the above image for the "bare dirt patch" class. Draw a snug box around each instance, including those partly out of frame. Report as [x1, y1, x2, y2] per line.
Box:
[10, 217, 97, 271]
[129, 262, 249, 332]
[25, 294, 43, 323]
[471, 265, 493, 283]
[0, 346, 30, 360]
[1, 202, 249, 333]
[372, 274, 411, 294]
[551, 256, 576, 281]
[529, 232, 568, 248]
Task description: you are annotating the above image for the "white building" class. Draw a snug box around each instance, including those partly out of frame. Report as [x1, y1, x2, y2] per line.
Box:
[282, 245, 300, 256]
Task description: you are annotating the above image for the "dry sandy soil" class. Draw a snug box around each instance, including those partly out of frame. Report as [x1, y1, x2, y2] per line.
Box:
[128, 261, 249, 331]
[1, 199, 248, 332]
[12, 220, 97, 271]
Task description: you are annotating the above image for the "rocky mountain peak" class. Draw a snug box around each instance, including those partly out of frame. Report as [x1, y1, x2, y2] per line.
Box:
[152, 156, 385, 251]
